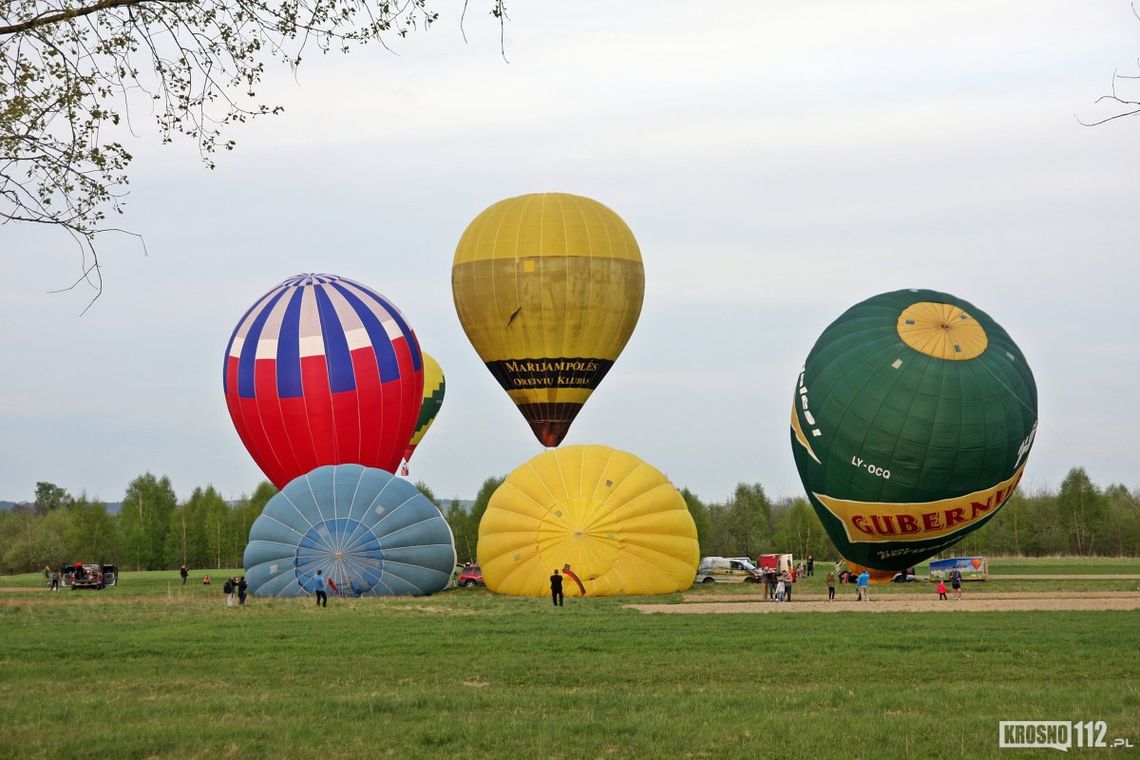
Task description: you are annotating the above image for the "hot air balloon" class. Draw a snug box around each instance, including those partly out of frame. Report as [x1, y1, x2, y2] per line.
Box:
[790, 289, 1038, 572]
[477, 445, 698, 596]
[223, 273, 423, 489]
[452, 193, 644, 447]
[401, 352, 445, 472]
[244, 464, 456, 597]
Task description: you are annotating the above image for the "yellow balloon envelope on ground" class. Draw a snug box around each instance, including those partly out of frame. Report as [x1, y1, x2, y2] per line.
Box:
[452, 193, 644, 447]
[477, 445, 698, 596]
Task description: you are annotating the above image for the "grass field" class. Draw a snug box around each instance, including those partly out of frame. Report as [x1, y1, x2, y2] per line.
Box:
[1, 558, 1137, 759]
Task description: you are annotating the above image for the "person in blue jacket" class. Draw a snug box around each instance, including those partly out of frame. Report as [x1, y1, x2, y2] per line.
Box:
[314, 570, 328, 608]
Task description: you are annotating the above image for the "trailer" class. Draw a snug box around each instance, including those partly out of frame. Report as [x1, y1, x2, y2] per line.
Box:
[929, 557, 988, 581]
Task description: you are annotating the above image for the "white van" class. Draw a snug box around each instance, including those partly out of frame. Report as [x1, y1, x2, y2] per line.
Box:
[694, 556, 764, 584]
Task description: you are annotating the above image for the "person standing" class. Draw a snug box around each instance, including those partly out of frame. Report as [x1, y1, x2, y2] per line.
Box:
[857, 570, 870, 601]
[50, 567, 60, 591]
[950, 568, 963, 600]
[549, 568, 564, 607]
[223, 576, 235, 607]
[238, 576, 248, 606]
[314, 570, 328, 608]
[179, 564, 189, 585]
[826, 569, 835, 601]
[775, 576, 785, 602]
[784, 570, 793, 602]
[807, 555, 814, 576]
[937, 580, 948, 601]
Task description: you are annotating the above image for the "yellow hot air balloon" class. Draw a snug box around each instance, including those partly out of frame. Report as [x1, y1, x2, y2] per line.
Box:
[477, 445, 699, 596]
[402, 352, 445, 471]
[452, 193, 644, 447]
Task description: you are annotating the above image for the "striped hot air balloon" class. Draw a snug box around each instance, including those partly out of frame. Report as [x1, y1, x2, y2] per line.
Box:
[223, 273, 423, 489]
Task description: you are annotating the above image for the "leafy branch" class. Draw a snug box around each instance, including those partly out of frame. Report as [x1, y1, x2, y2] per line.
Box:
[1, 0, 505, 306]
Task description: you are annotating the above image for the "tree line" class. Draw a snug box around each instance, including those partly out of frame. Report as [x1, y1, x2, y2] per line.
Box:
[2, 467, 1138, 575]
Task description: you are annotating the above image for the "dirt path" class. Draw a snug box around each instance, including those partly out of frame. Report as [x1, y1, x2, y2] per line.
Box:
[629, 591, 1140, 614]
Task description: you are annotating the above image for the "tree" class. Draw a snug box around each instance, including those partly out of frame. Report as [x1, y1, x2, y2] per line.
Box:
[66, 494, 120, 560]
[773, 497, 834, 562]
[469, 476, 503, 530]
[1103, 484, 1140, 556]
[414, 481, 439, 509]
[227, 480, 276, 566]
[33, 481, 72, 515]
[445, 498, 476, 564]
[724, 483, 773, 558]
[118, 472, 177, 569]
[1056, 468, 1107, 555]
[679, 488, 711, 556]
[34, 507, 70, 564]
[3, 504, 41, 571]
[198, 486, 231, 568]
[1, 0, 504, 294]
[165, 487, 211, 567]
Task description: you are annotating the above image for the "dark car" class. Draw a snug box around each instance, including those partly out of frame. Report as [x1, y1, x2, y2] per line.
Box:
[457, 565, 484, 587]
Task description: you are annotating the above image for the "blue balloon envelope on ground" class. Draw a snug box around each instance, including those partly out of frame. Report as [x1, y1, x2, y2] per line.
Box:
[244, 464, 456, 597]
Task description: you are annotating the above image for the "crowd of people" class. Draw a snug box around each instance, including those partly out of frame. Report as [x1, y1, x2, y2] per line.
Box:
[43, 554, 970, 607]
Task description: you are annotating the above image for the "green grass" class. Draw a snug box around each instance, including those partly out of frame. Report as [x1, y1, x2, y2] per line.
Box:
[984, 557, 1140, 575]
[1, 560, 1137, 759]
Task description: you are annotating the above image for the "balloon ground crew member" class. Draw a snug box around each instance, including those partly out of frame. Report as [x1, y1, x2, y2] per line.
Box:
[549, 568, 564, 607]
[314, 570, 328, 607]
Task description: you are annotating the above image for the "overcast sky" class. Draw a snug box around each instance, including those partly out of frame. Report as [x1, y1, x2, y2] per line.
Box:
[3, 1, 1139, 505]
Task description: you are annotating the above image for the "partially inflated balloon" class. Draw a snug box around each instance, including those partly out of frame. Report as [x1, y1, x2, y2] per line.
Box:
[790, 289, 1038, 572]
[478, 445, 698, 596]
[452, 194, 644, 447]
[244, 464, 455, 596]
[224, 273, 423, 488]
[403, 352, 445, 467]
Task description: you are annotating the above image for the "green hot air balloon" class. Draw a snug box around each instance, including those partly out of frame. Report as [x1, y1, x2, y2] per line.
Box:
[790, 289, 1038, 572]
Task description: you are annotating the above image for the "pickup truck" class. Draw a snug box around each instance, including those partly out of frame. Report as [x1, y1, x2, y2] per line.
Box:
[64, 562, 118, 590]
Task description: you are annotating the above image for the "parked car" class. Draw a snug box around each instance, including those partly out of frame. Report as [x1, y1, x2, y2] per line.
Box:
[694, 556, 764, 584]
[63, 562, 118, 590]
[457, 565, 484, 587]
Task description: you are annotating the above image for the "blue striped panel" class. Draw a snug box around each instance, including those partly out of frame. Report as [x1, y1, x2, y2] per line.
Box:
[330, 282, 400, 383]
[350, 280, 422, 372]
[275, 287, 305, 398]
[313, 284, 356, 393]
[237, 286, 289, 399]
[223, 287, 277, 394]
